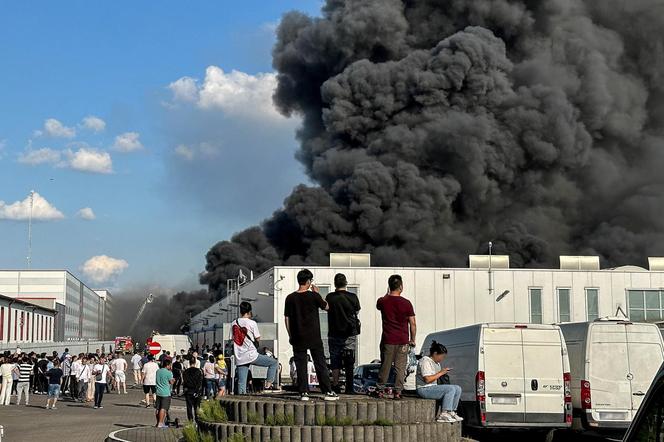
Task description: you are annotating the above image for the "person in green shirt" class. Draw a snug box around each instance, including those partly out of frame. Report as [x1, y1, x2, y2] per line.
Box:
[155, 359, 175, 428]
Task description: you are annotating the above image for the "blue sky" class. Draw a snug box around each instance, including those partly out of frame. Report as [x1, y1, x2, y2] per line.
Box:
[0, 1, 321, 291]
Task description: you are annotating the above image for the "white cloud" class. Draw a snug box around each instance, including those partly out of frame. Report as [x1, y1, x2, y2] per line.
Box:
[76, 207, 96, 220]
[175, 144, 195, 160]
[168, 77, 199, 103]
[169, 66, 287, 122]
[65, 147, 113, 174]
[112, 132, 143, 152]
[18, 147, 61, 165]
[81, 116, 106, 132]
[0, 192, 65, 221]
[37, 118, 76, 138]
[80, 255, 128, 283]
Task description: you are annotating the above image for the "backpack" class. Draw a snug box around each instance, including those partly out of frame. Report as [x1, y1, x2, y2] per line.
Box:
[232, 320, 256, 348]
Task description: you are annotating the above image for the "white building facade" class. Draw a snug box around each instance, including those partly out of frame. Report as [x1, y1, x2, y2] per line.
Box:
[0, 294, 56, 344]
[0, 270, 112, 341]
[189, 254, 664, 369]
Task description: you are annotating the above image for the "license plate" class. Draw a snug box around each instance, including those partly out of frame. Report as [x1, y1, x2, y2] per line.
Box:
[598, 412, 628, 420]
[491, 396, 518, 405]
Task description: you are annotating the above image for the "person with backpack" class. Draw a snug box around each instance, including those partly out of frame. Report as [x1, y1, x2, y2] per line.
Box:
[232, 301, 279, 395]
[182, 355, 204, 421]
[326, 273, 361, 394]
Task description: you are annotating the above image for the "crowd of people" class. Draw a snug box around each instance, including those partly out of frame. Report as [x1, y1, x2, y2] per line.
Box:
[0, 269, 463, 426]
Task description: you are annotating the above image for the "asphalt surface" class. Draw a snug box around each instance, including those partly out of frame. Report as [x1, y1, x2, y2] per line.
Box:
[0, 383, 188, 442]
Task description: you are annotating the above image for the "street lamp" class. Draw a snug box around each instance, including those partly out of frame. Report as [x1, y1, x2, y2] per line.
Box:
[27, 190, 35, 269]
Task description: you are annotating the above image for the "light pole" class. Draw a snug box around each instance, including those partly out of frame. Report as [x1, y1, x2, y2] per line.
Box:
[27, 190, 35, 269]
[488, 241, 493, 295]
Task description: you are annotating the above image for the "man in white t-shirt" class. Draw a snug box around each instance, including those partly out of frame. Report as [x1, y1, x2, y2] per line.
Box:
[111, 352, 128, 394]
[232, 302, 279, 394]
[130, 351, 143, 386]
[141, 355, 159, 407]
[92, 356, 111, 409]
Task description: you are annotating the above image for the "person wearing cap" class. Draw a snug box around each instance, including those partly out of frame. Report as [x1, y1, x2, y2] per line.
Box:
[232, 301, 279, 394]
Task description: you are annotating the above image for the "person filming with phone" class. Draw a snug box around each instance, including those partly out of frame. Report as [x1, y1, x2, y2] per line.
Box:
[416, 341, 463, 423]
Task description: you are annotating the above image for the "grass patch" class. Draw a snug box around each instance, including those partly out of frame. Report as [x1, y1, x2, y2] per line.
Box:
[246, 411, 261, 425]
[371, 418, 394, 426]
[182, 421, 215, 442]
[197, 399, 229, 423]
[265, 413, 295, 426]
[226, 434, 247, 442]
[315, 415, 355, 426]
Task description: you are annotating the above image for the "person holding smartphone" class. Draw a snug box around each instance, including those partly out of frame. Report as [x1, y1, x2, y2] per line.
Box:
[416, 341, 463, 423]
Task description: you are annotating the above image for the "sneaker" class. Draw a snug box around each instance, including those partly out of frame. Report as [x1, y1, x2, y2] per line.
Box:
[157, 424, 168, 429]
[51, 406, 57, 410]
[45, 405, 50, 409]
[300, 393, 310, 402]
[324, 392, 340, 401]
[98, 406, 104, 409]
[436, 412, 456, 423]
[93, 406, 98, 409]
[449, 411, 464, 422]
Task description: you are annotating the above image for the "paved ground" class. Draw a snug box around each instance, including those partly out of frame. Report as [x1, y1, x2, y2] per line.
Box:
[0, 384, 187, 442]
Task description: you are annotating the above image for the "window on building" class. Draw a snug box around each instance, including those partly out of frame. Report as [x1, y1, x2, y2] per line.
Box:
[529, 288, 543, 324]
[558, 288, 571, 323]
[586, 288, 599, 321]
[628, 290, 664, 322]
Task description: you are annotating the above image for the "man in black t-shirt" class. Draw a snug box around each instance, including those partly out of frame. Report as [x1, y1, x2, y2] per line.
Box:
[284, 269, 339, 402]
[326, 273, 361, 394]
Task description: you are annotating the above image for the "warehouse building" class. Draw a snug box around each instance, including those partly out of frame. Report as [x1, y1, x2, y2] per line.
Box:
[0, 294, 56, 344]
[189, 253, 664, 367]
[0, 270, 113, 341]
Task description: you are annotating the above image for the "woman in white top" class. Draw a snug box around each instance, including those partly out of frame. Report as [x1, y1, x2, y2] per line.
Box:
[416, 341, 463, 423]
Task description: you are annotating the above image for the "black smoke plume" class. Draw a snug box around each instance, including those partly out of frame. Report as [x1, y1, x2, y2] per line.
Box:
[110, 288, 210, 343]
[202, 0, 664, 298]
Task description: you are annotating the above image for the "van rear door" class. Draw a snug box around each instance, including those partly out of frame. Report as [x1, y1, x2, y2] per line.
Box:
[625, 324, 664, 412]
[483, 327, 526, 423]
[589, 323, 632, 413]
[522, 328, 566, 423]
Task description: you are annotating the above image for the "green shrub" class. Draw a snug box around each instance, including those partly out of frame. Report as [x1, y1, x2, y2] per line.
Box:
[197, 399, 229, 423]
[182, 421, 215, 442]
[372, 418, 394, 426]
[265, 413, 295, 426]
[226, 434, 247, 442]
[315, 415, 355, 426]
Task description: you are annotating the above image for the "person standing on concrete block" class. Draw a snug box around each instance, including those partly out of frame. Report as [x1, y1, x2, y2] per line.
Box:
[326, 273, 361, 394]
[285, 269, 339, 402]
[376, 274, 417, 400]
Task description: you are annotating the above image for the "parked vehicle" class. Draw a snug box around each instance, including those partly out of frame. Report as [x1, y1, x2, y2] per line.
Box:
[352, 363, 396, 394]
[560, 318, 664, 431]
[149, 334, 191, 357]
[622, 362, 664, 442]
[421, 323, 572, 429]
[114, 336, 134, 354]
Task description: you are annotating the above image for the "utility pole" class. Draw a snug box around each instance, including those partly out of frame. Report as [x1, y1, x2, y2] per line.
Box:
[27, 190, 35, 269]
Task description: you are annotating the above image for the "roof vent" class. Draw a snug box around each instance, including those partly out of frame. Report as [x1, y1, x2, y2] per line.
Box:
[648, 257, 664, 271]
[329, 253, 371, 268]
[469, 255, 509, 269]
[559, 256, 600, 270]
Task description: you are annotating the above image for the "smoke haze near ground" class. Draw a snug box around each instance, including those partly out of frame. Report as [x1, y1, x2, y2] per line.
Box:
[110, 288, 210, 343]
[201, 0, 664, 299]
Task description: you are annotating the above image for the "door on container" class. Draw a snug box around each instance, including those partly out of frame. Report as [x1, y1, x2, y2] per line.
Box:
[483, 327, 525, 422]
[589, 323, 632, 413]
[625, 323, 664, 413]
[522, 328, 565, 423]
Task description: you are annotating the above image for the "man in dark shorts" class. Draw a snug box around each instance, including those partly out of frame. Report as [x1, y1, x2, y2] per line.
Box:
[284, 268, 339, 402]
[326, 273, 361, 394]
[141, 354, 159, 407]
[376, 274, 416, 400]
[155, 359, 175, 428]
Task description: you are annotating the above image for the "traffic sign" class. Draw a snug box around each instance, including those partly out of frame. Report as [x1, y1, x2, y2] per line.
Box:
[148, 341, 161, 355]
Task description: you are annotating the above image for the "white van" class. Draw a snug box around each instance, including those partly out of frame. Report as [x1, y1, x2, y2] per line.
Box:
[421, 323, 572, 429]
[150, 334, 191, 358]
[559, 319, 664, 430]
